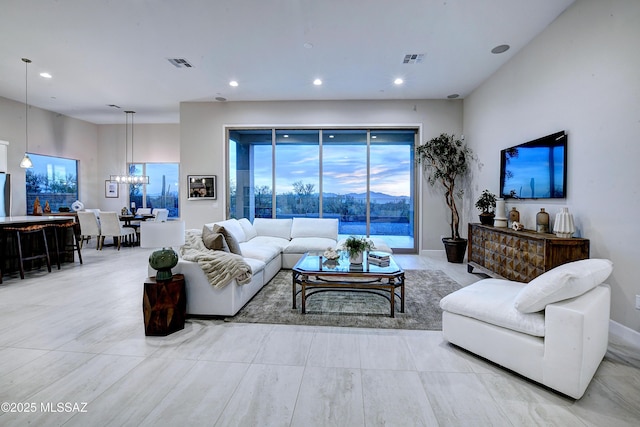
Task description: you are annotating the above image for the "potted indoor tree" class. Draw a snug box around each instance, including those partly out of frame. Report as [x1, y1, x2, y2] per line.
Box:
[475, 189, 497, 225]
[343, 235, 375, 264]
[416, 133, 473, 263]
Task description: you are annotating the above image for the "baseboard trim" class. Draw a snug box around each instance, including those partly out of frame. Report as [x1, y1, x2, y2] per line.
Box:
[609, 320, 640, 349]
[421, 249, 445, 257]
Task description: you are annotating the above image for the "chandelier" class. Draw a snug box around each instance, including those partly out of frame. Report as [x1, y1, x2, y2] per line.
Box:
[110, 110, 149, 184]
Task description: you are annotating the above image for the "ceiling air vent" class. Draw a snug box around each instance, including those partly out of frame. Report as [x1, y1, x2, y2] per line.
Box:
[403, 54, 425, 64]
[167, 58, 193, 68]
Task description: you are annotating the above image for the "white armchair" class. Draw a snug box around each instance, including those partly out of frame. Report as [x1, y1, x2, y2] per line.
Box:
[440, 259, 613, 399]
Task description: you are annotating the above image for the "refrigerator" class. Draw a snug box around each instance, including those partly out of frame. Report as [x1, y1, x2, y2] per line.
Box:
[0, 173, 10, 217]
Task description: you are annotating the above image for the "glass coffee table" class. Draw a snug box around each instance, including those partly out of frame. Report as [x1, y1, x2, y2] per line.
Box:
[292, 251, 405, 317]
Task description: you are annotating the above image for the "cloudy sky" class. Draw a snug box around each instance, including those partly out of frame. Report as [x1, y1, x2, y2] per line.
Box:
[250, 144, 411, 197]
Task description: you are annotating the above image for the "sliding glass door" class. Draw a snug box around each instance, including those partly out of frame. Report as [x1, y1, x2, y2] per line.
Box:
[228, 127, 416, 252]
[322, 130, 368, 235]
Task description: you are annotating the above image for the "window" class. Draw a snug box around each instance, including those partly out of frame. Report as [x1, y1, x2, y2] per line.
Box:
[128, 163, 180, 218]
[228, 128, 417, 252]
[25, 153, 78, 213]
[275, 130, 319, 218]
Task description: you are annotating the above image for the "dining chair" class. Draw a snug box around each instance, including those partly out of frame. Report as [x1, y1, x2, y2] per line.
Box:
[77, 211, 101, 249]
[99, 211, 136, 250]
[128, 207, 151, 229]
[84, 208, 101, 218]
[152, 208, 169, 222]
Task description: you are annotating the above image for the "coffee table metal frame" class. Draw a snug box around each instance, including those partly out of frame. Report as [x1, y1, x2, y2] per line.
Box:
[292, 252, 405, 318]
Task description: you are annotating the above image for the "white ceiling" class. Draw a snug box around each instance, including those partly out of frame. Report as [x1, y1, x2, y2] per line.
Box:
[0, 0, 574, 125]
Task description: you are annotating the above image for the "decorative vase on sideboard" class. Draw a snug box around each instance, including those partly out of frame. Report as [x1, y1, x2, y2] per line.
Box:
[494, 199, 508, 228]
[536, 208, 550, 233]
[553, 207, 575, 238]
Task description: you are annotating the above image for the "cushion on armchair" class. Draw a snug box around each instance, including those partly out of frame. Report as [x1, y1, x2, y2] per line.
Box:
[514, 258, 613, 313]
[440, 279, 546, 337]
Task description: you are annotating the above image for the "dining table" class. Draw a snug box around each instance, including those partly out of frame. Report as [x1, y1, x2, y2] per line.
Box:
[119, 214, 155, 226]
[118, 214, 155, 247]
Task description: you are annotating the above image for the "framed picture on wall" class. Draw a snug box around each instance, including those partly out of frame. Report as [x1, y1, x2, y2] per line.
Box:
[105, 180, 119, 198]
[187, 175, 216, 200]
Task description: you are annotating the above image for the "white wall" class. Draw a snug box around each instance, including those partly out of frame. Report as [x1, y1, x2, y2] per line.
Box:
[0, 96, 180, 215]
[464, 0, 640, 330]
[97, 123, 180, 212]
[0, 96, 98, 214]
[179, 99, 463, 250]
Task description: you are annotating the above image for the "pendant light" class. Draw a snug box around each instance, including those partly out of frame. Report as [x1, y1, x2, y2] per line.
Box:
[20, 58, 33, 168]
[110, 110, 149, 184]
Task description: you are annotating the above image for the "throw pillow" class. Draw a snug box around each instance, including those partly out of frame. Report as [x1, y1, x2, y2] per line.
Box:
[514, 258, 613, 313]
[214, 224, 242, 255]
[213, 219, 246, 243]
[202, 226, 229, 252]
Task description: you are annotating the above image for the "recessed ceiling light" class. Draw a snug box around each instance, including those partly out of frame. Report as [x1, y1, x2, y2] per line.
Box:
[394, 78, 403, 85]
[313, 78, 322, 86]
[40, 72, 52, 79]
[491, 44, 510, 54]
[447, 94, 460, 99]
[304, 42, 313, 49]
[229, 80, 239, 87]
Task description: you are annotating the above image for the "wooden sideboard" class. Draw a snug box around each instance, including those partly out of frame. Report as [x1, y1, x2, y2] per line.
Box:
[467, 223, 590, 282]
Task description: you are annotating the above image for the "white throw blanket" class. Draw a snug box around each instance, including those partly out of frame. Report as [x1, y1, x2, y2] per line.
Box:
[180, 230, 252, 288]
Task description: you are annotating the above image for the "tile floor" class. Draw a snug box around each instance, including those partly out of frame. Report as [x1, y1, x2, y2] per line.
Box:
[0, 244, 638, 426]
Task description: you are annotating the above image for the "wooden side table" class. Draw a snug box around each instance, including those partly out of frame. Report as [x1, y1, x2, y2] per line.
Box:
[143, 274, 186, 336]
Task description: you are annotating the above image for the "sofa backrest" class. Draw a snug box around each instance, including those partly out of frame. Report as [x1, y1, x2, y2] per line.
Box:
[238, 218, 258, 240]
[291, 217, 338, 240]
[253, 218, 292, 240]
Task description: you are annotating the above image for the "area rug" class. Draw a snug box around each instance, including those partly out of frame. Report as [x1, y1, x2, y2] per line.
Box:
[225, 269, 462, 330]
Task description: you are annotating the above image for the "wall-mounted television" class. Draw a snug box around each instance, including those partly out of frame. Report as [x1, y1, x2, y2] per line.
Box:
[500, 131, 567, 199]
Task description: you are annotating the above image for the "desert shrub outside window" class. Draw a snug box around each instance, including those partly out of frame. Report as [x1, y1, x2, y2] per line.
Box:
[25, 153, 78, 213]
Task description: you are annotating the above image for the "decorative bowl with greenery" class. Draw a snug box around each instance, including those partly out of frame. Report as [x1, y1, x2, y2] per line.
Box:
[415, 132, 473, 263]
[475, 189, 497, 225]
[343, 236, 375, 263]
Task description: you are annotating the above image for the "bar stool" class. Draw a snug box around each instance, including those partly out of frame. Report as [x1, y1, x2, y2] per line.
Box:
[50, 221, 83, 267]
[4, 224, 52, 279]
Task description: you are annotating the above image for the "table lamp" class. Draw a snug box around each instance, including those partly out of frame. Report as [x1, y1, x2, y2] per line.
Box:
[140, 221, 185, 281]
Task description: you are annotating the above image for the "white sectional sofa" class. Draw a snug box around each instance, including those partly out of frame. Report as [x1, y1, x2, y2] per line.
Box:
[170, 217, 392, 317]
